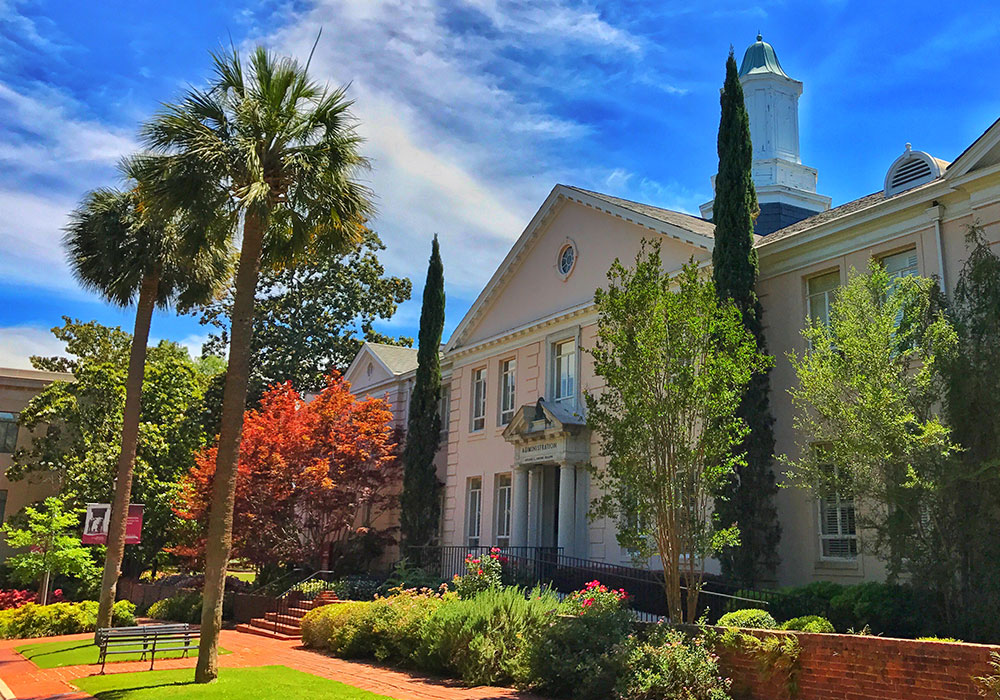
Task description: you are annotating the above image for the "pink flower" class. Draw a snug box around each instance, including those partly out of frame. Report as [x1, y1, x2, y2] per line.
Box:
[582, 598, 595, 607]
[477, 569, 484, 575]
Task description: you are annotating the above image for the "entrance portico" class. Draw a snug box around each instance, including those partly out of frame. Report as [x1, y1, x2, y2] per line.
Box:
[503, 399, 590, 557]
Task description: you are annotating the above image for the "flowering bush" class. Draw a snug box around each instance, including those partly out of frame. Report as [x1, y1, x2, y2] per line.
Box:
[0, 589, 64, 610]
[615, 626, 732, 700]
[563, 580, 630, 617]
[525, 580, 635, 699]
[452, 548, 504, 599]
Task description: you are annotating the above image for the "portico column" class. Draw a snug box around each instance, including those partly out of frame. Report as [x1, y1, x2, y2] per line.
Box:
[557, 462, 576, 556]
[511, 467, 529, 548]
[526, 467, 540, 547]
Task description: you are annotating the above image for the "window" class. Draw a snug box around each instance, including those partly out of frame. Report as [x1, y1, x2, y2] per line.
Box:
[499, 359, 516, 425]
[806, 271, 840, 328]
[882, 249, 919, 281]
[558, 244, 576, 276]
[553, 340, 576, 403]
[438, 384, 451, 435]
[494, 473, 512, 548]
[0, 489, 6, 523]
[0, 413, 17, 453]
[366, 362, 373, 377]
[819, 493, 857, 560]
[466, 477, 482, 547]
[471, 368, 486, 432]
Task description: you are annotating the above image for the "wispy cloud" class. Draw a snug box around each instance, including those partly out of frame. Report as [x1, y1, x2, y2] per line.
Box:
[0, 324, 66, 369]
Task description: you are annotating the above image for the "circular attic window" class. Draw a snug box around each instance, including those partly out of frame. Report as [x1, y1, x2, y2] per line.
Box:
[557, 243, 576, 277]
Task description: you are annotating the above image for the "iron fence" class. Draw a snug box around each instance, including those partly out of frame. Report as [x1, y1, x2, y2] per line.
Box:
[406, 546, 782, 623]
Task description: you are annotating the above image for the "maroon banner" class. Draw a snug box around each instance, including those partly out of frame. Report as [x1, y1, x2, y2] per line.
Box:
[82, 503, 143, 545]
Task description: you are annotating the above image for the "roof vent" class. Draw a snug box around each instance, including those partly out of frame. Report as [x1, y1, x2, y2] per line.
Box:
[884, 143, 944, 197]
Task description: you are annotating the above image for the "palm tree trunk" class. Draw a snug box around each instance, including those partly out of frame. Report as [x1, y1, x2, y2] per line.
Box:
[95, 271, 159, 638]
[196, 215, 264, 684]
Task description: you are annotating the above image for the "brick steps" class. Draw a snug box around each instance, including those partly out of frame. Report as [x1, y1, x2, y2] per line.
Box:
[236, 589, 341, 640]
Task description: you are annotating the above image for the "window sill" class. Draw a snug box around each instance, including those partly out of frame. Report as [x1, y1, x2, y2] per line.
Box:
[814, 558, 860, 572]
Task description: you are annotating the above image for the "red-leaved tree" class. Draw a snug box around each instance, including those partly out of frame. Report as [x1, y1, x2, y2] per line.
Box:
[173, 374, 400, 572]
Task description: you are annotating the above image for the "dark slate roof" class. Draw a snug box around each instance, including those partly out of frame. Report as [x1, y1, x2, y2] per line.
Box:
[755, 191, 887, 247]
[564, 186, 716, 237]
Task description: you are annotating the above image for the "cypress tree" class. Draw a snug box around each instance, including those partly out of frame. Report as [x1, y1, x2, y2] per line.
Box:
[400, 235, 446, 551]
[711, 49, 781, 586]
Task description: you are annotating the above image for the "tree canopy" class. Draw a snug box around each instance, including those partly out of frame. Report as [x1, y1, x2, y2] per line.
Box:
[587, 242, 770, 623]
[198, 229, 411, 395]
[710, 48, 781, 587]
[174, 376, 400, 573]
[13, 318, 218, 576]
[400, 235, 445, 550]
[786, 261, 957, 577]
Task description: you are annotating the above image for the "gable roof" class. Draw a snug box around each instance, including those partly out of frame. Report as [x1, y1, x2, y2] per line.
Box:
[366, 343, 419, 375]
[563, 186, 716, 237]
[445, 184, 716, 353]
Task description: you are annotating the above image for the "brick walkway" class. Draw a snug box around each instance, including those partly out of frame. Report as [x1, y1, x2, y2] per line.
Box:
[0, 630, 545, 700]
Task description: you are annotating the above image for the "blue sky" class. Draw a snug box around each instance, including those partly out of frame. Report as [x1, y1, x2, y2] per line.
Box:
[2, 0, 999, 367]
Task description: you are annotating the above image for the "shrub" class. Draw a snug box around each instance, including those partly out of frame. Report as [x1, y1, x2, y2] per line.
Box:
[524, 580, 634, 699]
[420, 586, 558, 686]
[827, 582, 925, 638]
[301, 601, 377, 657]
[0, 589, 65, 610]
[112, 600, 137, 627]
[380, 559, 442, 594]
[717, 609, 777, 629]
[769, 581, 844, 622]
[615, 626, 732, 700]
[333, 575, 383, 602]
[452, 548, 504, 599]
[146, 592, 203, 624]
[780, 615, 834, 633]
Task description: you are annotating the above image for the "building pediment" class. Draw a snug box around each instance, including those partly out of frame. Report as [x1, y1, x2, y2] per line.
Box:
[503, 398, 590, 466]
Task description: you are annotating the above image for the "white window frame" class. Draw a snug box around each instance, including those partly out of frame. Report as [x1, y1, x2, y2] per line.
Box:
[471, 368, 487, 432]
[818, 492, 858, 561]
[499, 358, 516, 426]
[552, 338, 577, 405]
[466, 477, 482, 547]
[439, 384, 451, 436]
[0, 412, 18, 453]
[494, 473, 512, 548]
[881, 249, 919, 281]
[805, 270, 840, 329]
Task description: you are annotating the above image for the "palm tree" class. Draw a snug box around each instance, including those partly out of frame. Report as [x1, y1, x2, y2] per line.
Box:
[139, 46, 373, 682]
[64, 161, 231, 637]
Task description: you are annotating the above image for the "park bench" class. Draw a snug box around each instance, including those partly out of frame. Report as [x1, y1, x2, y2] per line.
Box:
[96, 623, 198, 673]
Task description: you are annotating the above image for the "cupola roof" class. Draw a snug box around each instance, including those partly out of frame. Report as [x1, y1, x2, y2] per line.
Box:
[738, 34, 790, 79]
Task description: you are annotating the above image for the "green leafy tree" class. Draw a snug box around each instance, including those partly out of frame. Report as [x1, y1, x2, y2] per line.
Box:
[2, 497, 98, 604]
[139, 46, 374, 681]
[13, 319, 215, 579]
[64, 159, 230, 635]
[400, 235, 445, 550]
[940, 225, 1000, 638]
[199, 229, 411, 395]
[785, 262, 957, 579]
[711, 48, 781, 587]
[587, 242, 771, 623]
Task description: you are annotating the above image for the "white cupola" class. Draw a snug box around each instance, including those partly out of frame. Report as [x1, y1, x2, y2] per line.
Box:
[701, 35, 832, 235]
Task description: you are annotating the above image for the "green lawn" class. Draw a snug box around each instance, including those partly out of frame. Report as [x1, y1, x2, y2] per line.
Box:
[227, 570, 256, 584]
[73, 665, 396, 699]
[16, 639, 231, 669]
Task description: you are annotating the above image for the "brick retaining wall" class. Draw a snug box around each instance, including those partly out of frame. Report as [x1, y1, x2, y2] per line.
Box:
[116, 579, 276, 624]
[720, 629, 997, 700]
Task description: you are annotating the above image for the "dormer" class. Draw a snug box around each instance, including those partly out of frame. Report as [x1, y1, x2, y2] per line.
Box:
[884, 144, 949, 197]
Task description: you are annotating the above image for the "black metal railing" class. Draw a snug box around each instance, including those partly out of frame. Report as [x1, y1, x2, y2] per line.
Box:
[264, 570, 340, 636]
[407, 545, 782, 623]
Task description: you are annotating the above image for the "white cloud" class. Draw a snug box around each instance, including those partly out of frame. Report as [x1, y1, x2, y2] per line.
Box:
[255, 0, 650, 296]
[0, 324, 67, 369]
